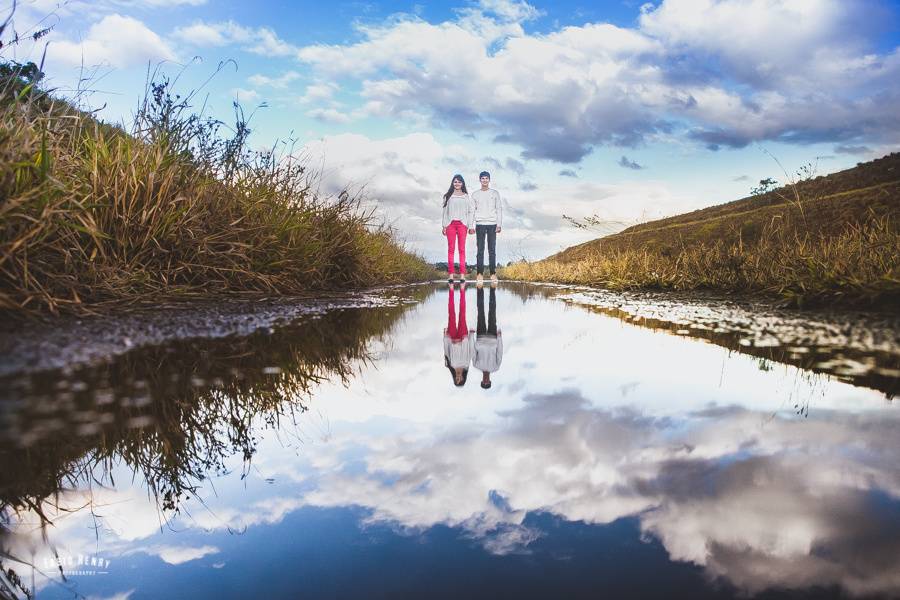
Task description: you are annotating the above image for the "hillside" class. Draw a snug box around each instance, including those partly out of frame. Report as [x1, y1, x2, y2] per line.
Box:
[553, 153, 899, 263]
[504, 153, 899, 307]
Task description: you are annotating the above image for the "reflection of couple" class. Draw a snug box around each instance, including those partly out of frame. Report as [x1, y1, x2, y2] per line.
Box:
[440, 171, 503, 284]
[443, 285, 503, 388]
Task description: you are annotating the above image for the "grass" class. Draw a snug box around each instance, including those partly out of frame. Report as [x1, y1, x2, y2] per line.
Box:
[505, 155, 900, 308]
[0, 62, 433, 315]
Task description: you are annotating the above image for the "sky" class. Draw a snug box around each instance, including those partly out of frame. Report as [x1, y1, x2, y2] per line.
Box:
[3, 0, 900, 262]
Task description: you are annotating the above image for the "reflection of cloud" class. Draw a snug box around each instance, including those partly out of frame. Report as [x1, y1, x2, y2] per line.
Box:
[86, 591, 135, 600]
[139, 544, 220, 565]
[643, 456, 900, 596]
[289, 391, 900, 596]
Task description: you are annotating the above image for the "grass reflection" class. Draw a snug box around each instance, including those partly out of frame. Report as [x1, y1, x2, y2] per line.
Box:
[0, 288, 428, 542]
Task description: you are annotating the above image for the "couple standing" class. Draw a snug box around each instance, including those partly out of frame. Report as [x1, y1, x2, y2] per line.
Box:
[441, 171, 503, 283]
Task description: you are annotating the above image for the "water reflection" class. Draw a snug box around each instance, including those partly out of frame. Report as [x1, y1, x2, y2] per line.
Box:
[1, 283, 898, 599]
[443, 284, 472, 387]
[0, 291, 427, 598]
[561, 289, 900, 397]
[474, 285, 503, 389]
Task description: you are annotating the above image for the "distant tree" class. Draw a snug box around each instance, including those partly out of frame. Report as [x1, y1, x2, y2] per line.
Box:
[750, 177, 778, 196]
[1, 58, 42, 80]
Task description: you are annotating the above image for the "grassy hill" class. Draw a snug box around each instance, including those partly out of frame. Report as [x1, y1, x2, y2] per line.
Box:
[0, 62, 433, 314]
[505, 153, 899, 308]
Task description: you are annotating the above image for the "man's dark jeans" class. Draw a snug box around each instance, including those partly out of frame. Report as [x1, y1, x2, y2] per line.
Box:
[475, 224, 497, 275]
[477, 287, 497, 336]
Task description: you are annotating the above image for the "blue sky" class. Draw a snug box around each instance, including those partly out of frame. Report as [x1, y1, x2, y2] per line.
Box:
[4, 0, 900, 261]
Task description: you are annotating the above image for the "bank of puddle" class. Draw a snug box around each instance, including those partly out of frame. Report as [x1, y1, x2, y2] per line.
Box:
[1, 283, 898, 599]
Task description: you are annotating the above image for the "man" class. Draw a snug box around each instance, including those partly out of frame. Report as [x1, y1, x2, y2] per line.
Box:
[468, 171, 502, 284]
[473, 285, 502, 389]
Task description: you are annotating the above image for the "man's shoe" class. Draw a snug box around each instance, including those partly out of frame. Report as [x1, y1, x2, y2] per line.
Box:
[490, 274, 498, 283]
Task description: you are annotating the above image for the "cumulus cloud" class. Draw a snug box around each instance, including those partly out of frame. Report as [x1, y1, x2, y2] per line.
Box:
[299, 132, 686, 260]
[298, 82, 338, 104]
[172, 20, 297, 56]
[248, 70, 300, 89]
[306, 107, 354, 124]
[293, 0, 900, 162]
[231, 87, 262, 103]
[835, 144, 872, 155]
[504, 157, 526, 175]
[44, 14, 176, 69]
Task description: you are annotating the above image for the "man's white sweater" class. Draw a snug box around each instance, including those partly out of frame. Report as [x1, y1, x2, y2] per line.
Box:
[474, 333, 503, 373]
[471, 188, 503, 227]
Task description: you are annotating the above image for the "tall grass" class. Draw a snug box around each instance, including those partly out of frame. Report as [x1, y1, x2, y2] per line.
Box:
[0, 64, 433, 314]
[504, 214, 900, 308]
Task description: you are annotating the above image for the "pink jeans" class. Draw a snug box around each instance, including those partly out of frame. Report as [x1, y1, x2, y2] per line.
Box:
[447, 285, 467, 341]
[446, 220, 467, 274]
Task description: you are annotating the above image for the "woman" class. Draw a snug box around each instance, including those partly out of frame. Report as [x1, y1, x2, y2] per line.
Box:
[443, 283, 474, 387]
[441, 174, 473, 282]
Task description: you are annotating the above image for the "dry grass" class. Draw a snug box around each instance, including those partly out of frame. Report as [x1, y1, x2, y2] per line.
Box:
[0, 63, 433, 314]
[504, 214, 900, 308]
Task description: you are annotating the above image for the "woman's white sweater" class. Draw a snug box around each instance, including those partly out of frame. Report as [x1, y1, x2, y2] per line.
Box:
[444, 332, 475, 368]
[441, 193, 473, 228]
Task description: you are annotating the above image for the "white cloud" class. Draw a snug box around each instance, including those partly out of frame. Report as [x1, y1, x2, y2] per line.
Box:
[299, 132, 689, 261]
[170, 21, 238, 46]
[248, 70, 301, 89]
[294, 0, 900, 161]
[231, 87, 262, 103]
[44, 14, 177, 69]
[172, 20, 297, 56]
[306, 107, 353, 124]
[299, 82, 338, 103]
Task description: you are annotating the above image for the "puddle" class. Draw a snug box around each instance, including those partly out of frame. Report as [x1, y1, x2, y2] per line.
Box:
[1, 283, 897, 599]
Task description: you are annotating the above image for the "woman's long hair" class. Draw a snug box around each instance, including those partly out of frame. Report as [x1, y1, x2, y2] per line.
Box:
[445, 356, 469, 387]
[443, 174, 467, 207]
